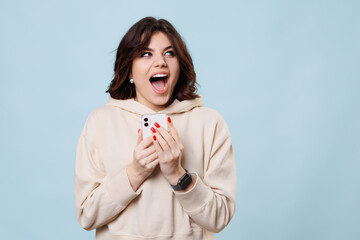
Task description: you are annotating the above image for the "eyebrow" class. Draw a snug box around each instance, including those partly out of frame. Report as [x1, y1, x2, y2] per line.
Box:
[144, 45, 173, 52]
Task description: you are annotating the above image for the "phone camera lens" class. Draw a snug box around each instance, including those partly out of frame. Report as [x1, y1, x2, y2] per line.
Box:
[144, 123, 148, 127]
[144, 118, 148, 122]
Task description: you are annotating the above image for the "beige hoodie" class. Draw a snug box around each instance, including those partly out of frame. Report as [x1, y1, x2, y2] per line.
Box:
[75, 96, 236, 240]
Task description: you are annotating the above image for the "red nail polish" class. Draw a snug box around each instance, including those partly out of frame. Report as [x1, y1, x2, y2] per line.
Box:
[154, 122, 160, 128]
[153, 135, 157, 141]
[167, 117, 171, 123]
[151, 127, 156, 133]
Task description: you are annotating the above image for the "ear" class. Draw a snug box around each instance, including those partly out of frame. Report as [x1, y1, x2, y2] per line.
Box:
[129, 72, 133, 79]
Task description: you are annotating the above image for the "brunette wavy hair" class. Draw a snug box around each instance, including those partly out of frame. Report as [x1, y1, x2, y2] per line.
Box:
[106, 17, 199, 100]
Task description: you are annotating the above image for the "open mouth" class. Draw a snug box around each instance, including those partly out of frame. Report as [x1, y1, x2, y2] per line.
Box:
[149, 73, 169, 93]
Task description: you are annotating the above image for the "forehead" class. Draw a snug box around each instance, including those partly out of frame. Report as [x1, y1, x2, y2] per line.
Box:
[147, 32, 172, 48]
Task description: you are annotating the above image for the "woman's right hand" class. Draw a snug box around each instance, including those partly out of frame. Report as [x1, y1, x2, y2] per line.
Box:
[126, 129, 159, 191]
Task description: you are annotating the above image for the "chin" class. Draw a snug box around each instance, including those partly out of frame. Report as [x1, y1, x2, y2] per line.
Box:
[152, 94, 173, 106]
[152, 97, 170, 106]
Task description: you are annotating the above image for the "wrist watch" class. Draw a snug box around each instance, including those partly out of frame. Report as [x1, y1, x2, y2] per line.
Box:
[171, 169, 192, 191]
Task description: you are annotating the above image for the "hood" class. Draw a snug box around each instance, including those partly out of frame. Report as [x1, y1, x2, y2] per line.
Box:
[105, 96, 204, 115]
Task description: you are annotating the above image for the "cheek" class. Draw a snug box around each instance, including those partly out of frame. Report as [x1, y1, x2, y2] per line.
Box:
[170, 61, 180, 78]
[131, 60, 148, 79]
[173, 66, 181, 81]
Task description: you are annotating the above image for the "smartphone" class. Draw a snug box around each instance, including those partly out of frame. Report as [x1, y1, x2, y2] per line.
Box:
[141, 113, 168, 139]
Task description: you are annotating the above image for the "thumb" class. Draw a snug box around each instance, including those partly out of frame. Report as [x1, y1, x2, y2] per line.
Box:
[137, 129, 143, 144]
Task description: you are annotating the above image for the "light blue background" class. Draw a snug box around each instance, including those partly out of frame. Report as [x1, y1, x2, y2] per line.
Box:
[1, 0, 359, 239]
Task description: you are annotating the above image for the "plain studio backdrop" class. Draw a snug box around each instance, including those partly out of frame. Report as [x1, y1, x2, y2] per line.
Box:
[0, 0, 359, 239]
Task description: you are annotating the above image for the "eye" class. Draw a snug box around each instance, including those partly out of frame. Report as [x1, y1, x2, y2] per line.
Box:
[164, 50, 175, 56]
[141, 52, 152, 57]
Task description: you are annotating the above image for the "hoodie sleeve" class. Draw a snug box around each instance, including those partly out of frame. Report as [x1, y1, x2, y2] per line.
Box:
[173, 112, 236, 233]
[74, 124, 141, 231]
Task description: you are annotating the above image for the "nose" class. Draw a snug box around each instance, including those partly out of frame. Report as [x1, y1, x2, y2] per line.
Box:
[153, 54, 167, 68]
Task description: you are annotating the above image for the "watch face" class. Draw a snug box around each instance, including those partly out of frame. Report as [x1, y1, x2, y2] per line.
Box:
[171, 170, 192, 191]
[178, 172, 192, 190]
[180, 174, 192, 189]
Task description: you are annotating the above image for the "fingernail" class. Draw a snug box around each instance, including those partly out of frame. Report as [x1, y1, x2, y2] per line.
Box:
[153, 135, 157, 141]
[167, 117, 171, 123]
[154, 122, 160, 128]
[151, 127, 156, 133]
[138, 129, 140, 133]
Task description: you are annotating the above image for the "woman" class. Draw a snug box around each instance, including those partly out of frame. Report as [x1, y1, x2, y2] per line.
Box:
[75, 17, 236, 240]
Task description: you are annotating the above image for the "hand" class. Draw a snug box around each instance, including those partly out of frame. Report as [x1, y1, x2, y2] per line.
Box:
[127, 129, 159, 191]
[152, 117, 186, 185]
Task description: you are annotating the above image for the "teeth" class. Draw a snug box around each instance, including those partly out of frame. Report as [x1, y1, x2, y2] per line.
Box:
[152, 73, 168, 78]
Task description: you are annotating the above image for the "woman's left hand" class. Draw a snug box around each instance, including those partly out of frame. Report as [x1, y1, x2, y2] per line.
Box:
[152, 117, 186, 185]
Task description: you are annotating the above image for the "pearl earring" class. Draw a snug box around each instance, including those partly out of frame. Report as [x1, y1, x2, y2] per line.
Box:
[129, 78, 134, 84]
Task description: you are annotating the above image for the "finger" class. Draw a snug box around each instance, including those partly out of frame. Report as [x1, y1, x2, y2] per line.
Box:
[146, 158, 159, 169]
[137, 129, 142, 144]
[155, 123, 177, 151]
[154, 129, 171, 152]
[141, 151, 158, 165]
[152, 134, 165, 153]
[167, 117, 182, 148]
[137, 134, 153, 149]
[142, 145, 156, 157]
[139, 146, 156, 160]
